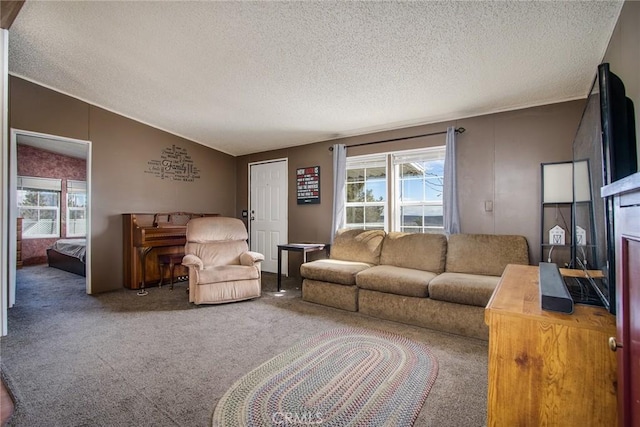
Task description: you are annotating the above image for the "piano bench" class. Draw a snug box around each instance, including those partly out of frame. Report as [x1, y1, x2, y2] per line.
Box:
[158, 253, 186, 290]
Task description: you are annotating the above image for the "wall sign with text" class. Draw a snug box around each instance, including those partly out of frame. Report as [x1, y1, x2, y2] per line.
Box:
[145, 145, 201, 182]
[297, 166, 320, 205]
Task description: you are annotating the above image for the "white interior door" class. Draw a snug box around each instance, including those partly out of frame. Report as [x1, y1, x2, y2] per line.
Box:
[250, 160, 288, 274]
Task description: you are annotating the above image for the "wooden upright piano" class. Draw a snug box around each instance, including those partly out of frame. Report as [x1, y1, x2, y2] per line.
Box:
[122, 212, 218, 290]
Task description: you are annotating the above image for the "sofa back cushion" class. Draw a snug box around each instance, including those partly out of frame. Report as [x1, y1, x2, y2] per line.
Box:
[330, 229, 386, 265]
[379, 232, 447, 273]
[445, 234, 529, 276]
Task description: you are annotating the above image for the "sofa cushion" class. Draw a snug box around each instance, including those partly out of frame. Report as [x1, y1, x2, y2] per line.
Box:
[302, 279, 358, 312]
[445, 234, 529, 276]
[196, 265, 260, 285]
[428, 272, 500, 307]
[300, 259, 373, 286]
[356, 265, 434, 297]
[330, 229, 386, 265]
[379, 232, 447, 273]
[358, 289, 489, 340]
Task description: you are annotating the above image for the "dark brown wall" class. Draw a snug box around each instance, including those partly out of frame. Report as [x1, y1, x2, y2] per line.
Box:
[10, 76, 237, 293]
[237, 100, 585, 272]
[10, 76, 90, 140]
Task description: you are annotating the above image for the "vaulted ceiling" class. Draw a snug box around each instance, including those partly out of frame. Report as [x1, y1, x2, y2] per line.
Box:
[8, 1, 623, 156]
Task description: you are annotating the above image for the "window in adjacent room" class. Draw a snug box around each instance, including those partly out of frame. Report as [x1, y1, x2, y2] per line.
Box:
[344, 146, 445, 233]
[17, 176, 62, 239]
[66, 180, 87, 237]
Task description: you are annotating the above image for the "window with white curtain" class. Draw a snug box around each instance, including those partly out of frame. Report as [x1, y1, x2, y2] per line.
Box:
[345, 146, 446, 233]
[17, 176, 61, 239]
[66, 180, 87, 237]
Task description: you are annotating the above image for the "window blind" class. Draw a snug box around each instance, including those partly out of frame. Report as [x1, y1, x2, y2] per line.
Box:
[346, 154, 386, 169]
[392, 146, 445, 165]
[17, 176, 62, 192]
[67, 180, 87, 193]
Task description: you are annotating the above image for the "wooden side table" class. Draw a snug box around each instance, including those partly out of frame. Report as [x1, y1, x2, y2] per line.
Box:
[157, 253, 185, 290]
[277, 243, 329, 291]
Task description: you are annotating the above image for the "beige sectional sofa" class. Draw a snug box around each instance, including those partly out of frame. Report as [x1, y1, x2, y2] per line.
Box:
[301, 229, 529, 340]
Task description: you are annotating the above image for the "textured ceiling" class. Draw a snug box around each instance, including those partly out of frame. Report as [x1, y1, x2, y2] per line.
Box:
[8, 1, 623, 157]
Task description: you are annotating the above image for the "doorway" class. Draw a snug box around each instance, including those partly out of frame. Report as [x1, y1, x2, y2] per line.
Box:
[7, 129, 92, 309]
[249, 159, 288, 274]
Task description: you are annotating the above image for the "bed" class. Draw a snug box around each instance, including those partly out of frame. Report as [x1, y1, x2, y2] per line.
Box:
[47, 238, 86, 277]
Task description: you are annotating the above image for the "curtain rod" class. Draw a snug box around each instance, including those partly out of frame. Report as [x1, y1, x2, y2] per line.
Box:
[328, 127, 465, 151]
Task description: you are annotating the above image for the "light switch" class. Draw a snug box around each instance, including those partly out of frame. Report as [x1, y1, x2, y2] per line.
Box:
[484, 200, 493, 212]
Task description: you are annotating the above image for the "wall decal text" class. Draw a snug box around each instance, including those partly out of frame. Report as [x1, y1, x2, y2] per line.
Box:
[146, 145, 201, 182]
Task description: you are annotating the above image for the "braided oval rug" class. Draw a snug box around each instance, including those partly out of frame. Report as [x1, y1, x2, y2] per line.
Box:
[212, 327, 438, 427]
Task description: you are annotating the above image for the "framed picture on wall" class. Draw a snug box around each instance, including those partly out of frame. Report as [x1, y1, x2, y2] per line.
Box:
[296, 166, 320, 205]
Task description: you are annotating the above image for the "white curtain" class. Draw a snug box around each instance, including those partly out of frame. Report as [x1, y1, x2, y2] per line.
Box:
[331, 144, 347, 242]
[443, 127, 460, 235]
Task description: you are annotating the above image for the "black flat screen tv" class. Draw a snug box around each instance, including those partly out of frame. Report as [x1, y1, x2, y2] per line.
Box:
[571, 63, 637, 315]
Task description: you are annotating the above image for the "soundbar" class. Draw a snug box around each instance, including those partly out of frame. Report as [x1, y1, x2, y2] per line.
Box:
[539, 262, 574, 314]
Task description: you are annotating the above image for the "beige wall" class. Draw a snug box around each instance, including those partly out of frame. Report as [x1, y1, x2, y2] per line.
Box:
[237, 100, 585, 273]
[10, 76, 237, 293]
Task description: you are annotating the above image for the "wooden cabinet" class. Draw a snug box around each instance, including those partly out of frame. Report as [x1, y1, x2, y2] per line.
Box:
[485, 264, 617, 426]
[602, 172, 640, 426]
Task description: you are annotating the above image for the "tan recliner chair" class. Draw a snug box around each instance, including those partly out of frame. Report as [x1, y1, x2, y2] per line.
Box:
[182, 217, 264, 305]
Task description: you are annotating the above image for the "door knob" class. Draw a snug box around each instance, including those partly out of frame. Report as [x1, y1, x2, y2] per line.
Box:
[609, 336, 623, 352]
